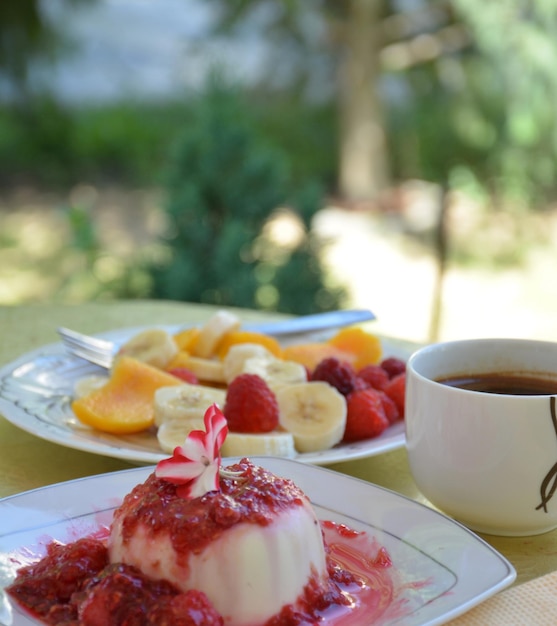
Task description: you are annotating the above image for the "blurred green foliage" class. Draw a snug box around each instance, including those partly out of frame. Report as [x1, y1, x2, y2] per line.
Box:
[0, 97, 183, 187]
[2, 0, 557, 309]
[0, 94, 336, 190]
[388, 0, 557, 212]
[149, 79, 344, 314]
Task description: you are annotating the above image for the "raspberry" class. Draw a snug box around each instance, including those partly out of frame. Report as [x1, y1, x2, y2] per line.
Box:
[343, 389, 389, 442]
[311, 357, 357, 396]
[224, 374, 279, 433]
[352, 376, 370, 392]
[384, 373, 406, 417]
[377, 390, 400, 423]
[357, 364, 389, 391]
[380, 357, 406, 379]
[168, 367, 199, 385]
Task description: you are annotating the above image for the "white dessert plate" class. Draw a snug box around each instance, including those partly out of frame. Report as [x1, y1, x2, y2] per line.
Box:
[0, 458, 516, 626]
[0, 325, 410, 465]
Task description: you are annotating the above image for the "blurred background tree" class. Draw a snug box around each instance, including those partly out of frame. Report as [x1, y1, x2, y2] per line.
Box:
[206, 0, 557, 207]
[0, 0, 86, 97]
[149, 77, 344, 314]
[5, 0, 555, 209]
[1, 0, 557, 337]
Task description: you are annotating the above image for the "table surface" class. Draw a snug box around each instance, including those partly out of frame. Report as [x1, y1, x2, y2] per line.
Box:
[1, 300, 556, 590]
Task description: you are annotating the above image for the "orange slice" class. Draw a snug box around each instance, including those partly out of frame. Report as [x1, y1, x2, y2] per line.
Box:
[72, 356, 181, 434]
[216, 330, 283, 360]
[166, 350, 194, 370]
[327, 327, 382, 370]
[173, 327, 200, 352]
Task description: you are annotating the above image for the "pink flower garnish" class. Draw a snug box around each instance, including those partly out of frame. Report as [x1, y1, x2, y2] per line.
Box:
[155, 404, 228, 499]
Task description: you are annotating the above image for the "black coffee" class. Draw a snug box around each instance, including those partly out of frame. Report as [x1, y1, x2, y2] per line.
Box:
[436, 372, 557, 395]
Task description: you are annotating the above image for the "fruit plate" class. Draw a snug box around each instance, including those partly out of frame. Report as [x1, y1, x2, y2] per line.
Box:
[0, 458, 516, 626]
[0, 325, 410, 466]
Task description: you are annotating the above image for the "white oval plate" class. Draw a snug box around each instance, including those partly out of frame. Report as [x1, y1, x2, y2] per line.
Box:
[0, 325, 409, 465]
[0, 457, 515, 625]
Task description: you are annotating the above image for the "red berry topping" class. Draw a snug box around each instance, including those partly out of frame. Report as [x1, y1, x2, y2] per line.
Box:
[380, 357, 406, 379]
[357, 364, 389, 391]
[384, 373, 406, 417]
[168, 367, 199, 385]
[224, 374, 279, 433]
[311, 357, 357, 396]
[151, 590, 224, 625]
[343, 389, 389, 442]
[371, 546, 392, 568]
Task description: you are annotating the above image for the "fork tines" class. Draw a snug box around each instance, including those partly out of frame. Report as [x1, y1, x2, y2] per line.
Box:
[57, 327, 115, 369]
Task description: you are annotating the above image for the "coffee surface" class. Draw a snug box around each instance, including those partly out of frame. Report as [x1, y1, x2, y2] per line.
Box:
[437, 372, 557, 395]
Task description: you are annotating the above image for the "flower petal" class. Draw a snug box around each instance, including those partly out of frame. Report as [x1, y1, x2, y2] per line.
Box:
[155, 404, 229, 499]
[187, 463, 220, 499]
[177, 428, 211, 463]
[156, 456, 207, 483]
[204, 404, 229, 457]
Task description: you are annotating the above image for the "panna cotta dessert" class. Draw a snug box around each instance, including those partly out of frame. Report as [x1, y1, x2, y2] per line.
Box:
[10, 404, 398, 626]
[109, 459, 328, 626]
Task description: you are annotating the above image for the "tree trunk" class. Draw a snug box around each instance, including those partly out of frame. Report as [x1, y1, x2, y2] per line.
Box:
[338, 0, 389, 201]
[428, 183, 450, 342]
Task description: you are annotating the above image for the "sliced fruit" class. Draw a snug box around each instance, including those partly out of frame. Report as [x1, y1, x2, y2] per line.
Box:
[221, 431, 296, 458]
[73, 374, 109, 398]
[173, 327, 200, 352]
[216, 330, 283, 360]
[282, 343, 355, 371]
[276, 381, 347, 453]
[242, 355, 307, 392]
[191, 310, 241, 358]
[166, 350, 193, 370]
[327, 327, 382, 370]
[167, 367, 199, 384]
[154, 383, 226, 426]
[117, 329, 178, 369]
[157, 418, 206, 453]
[167, 353, 225, 384]
[222, 343, 274, 383]
[72, 356, 181, 434]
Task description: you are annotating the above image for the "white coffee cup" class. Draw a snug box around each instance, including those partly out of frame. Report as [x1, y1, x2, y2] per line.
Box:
[405, 338, 557, 536]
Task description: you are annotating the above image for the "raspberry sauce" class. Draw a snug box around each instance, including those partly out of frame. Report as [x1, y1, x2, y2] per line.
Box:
[7, 461, 402, 626]
[7, 525, 398, 626]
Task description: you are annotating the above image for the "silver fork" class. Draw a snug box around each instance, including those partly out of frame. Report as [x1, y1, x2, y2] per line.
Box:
[57, 327, 116, 368]
[57, 308, 376, 368]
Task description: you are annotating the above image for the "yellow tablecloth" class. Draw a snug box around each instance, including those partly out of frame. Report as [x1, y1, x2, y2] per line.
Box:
[1, 301, 557, 622]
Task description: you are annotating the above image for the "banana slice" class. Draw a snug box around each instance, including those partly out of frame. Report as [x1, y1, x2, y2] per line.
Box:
[118, 329, 178, 369]
[276, 382, 347, 453]
[173, 354, 226, 384]
[242, 355, 307, 392]
[221, 431, 296, 458]
[193, 310, 241, 358]
[154, 383, 226, 426]
[222, 343, 274, 383]
[157, 418, 206, 453]
[74, 374, 109, 398]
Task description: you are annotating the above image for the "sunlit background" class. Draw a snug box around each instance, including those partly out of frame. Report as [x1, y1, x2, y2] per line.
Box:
[1, 0, 556, 344]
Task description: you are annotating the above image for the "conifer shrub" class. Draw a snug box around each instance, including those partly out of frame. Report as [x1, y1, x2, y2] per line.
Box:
[149, 80, 344, 315]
